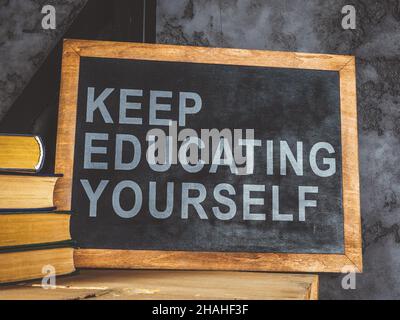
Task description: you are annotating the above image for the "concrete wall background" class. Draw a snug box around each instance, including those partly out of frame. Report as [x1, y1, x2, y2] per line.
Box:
[156, 0, 400, 300]
[0, 0, 399, 299]
[0, 0, 87, 121]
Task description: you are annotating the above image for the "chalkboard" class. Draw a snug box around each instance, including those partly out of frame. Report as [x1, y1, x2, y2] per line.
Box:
[55, 39, 362, 273]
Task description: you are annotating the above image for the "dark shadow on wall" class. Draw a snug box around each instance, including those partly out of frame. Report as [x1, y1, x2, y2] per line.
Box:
[0, 0, 156, 174]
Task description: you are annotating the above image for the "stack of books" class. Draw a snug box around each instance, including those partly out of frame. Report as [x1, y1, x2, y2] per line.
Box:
[0, 134, 75, 284]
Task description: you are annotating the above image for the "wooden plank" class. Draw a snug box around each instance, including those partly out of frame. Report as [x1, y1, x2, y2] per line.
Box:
[144, 0, 157, 42]
[54, 44, 80, 210]
[67, 39, 353, 71]
[112, 0, 144, 42]
[0, 286, 109, 300]
[74, 249, 355, 273]
[339, 58, 363, 272]
[0, 270, 318, 300]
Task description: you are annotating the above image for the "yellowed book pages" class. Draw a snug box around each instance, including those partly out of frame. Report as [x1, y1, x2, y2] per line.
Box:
[0, 135, 44, 171]
[0, 212, 71, 247]
[0, 174, 59, 209]
[0, 246, 75, 284]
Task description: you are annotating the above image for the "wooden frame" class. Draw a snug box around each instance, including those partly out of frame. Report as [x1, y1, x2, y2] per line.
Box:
[55, 39, 362, 273]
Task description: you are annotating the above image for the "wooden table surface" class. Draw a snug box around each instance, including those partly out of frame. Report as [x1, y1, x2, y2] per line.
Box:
[0, 269, 318, 300]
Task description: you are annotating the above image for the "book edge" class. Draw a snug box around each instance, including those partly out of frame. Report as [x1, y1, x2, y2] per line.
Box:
[0, 240, 75, 253]
[0, 209, 71, 215]
[0, 207, 57, 213]
[0, 172, 62, 177]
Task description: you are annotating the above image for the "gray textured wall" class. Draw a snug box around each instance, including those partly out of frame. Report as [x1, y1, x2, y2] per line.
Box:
[0, 0, 87, 121]
[0, 0, 399, 299]
[157, 0, 400, 300]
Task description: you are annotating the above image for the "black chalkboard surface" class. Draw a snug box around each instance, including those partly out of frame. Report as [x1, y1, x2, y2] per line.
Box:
[55, 40, 361, 272]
